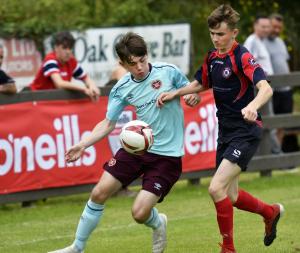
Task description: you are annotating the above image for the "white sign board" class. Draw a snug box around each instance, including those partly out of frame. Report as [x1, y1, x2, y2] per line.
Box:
[45, 23, 191, 86]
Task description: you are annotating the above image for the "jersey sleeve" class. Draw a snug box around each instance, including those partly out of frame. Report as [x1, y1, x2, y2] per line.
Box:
[171, 65, 189, 88]
[0, 70, 15, 84]
[72, 61, 87, 80]
[42, 59, 60, 77]
[241, 52, 267, 86]
[106, 85, 129, 121]
[194, 53, 210, 88]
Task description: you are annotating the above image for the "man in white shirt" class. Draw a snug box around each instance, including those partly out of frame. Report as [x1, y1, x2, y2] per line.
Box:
[244, 15, 273, 75]
[264, 13, 296, 152]
[244, 15, 281, 154]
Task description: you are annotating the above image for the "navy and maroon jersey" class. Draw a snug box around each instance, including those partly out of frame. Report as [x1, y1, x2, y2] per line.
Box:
[30, 51, 86, 90]
[194, 41, 266, 121]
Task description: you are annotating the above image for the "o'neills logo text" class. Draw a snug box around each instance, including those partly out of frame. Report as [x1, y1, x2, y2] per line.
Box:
[0, 114, 96, 176]
[184, 104, 218, 155]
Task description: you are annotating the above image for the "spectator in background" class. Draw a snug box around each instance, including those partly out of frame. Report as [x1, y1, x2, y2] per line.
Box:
[29, 31, 100, 101]
[264, 14, 297, 152]
[244, 15, 282, 154]
[0, 44, 17, 94]
[244, 15, 273, 75]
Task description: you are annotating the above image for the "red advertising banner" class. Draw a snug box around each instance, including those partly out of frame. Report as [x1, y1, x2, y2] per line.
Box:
[0, 91, 217, 194]
[182, 90, 217, 171]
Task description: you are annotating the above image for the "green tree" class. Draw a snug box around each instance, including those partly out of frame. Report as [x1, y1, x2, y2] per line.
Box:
[0, 0, 299, 71]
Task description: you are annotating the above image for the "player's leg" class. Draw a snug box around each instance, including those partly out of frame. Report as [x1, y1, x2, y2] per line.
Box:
[48, 171, 122, 253]
[233, 187, 284, 246]
[231, 138, 284, 246]
[209, 159, 241, 253]
[74, 171, 122, 251]
[132, 190, 167, 253]
[133, 153, 181, 253]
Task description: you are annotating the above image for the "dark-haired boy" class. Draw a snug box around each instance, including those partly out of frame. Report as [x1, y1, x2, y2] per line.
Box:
[48, 32, 199, 253]
[30, 31, 99, 101]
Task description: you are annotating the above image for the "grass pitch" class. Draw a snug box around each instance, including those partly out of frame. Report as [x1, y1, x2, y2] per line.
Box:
[1, 169, 300, 253]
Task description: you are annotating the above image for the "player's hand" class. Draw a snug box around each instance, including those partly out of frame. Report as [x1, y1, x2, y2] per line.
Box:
[65, 144, 85, 162]
[183, 93, 201, 107]
[84, 88, 98, 102]
[241, 105, 258, 122]
[156, 91, 177, 107]
[89, 86, 100, 102]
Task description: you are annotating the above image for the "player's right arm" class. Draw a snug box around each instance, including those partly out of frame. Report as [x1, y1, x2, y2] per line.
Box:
[65, 118, 116, 162]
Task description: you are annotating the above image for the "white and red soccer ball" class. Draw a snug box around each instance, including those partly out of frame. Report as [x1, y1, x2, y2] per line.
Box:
[119, 120, 154, 155]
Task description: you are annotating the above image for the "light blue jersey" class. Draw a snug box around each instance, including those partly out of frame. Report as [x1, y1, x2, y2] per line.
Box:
[106, 62, 189, 157]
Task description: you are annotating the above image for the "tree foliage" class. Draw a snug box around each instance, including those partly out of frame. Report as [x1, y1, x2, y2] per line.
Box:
[0, 0, 299, 71]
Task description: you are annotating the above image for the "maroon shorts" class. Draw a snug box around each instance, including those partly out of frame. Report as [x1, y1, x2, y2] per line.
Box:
[104, 149, 182, 202]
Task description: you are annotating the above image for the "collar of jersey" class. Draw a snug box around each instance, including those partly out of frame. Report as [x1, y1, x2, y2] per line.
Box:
[216, 41, 238, 58]
[131, 63, 152, 83]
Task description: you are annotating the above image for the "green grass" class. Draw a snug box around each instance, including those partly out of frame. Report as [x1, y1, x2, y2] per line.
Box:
[1, 169, 300, 253]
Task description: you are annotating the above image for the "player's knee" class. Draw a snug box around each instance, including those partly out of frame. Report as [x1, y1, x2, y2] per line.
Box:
[90, 187, 109, 204]
[131, 206, 148, 223]
[208, 183, 223, 198]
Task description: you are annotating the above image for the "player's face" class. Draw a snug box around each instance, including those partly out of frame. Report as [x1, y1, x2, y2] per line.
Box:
[209, 22, 238, 54]
[0, 48, 3, 67]
[122, 55, 149, 80]
[54, 44, 73, 63]
[270, 19, 283, 38]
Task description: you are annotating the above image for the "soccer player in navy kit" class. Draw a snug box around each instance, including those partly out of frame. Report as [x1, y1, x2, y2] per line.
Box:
[157, 5, 284, 253]
[48, 32, 199, 253]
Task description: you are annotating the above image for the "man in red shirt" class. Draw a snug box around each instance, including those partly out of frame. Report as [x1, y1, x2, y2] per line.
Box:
[30, 31, 99, 101]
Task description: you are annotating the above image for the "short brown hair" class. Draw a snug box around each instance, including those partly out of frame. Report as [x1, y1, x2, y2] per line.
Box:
[207, 4, 240, 30]
[52, 31, 75, 49]
[115, 32, 148, 64]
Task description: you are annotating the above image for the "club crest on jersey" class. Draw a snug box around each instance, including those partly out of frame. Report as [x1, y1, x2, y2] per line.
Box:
[108, 158, 116, 166]
[222, 67, 232, 78]
[248, 57, 258, 66]
[151, 80, 162, 89]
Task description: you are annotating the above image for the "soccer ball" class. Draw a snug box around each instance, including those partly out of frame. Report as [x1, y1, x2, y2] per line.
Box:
[119, 120, 154, 155]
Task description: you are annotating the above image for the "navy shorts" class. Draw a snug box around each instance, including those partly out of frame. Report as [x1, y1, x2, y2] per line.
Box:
[217, 118, 262, 171]
[216, 139, 260, 171]
[104, 149, 182, 202]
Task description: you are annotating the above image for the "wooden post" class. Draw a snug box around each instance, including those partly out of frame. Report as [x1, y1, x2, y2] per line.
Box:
[187, 178, 201, 186]
[259, 100, 273, 177]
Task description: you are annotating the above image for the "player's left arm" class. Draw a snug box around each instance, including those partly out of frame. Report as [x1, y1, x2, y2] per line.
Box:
[240, 51, 273, 122]
[157, 80, 205, 107]
[241, 80, 273, 122]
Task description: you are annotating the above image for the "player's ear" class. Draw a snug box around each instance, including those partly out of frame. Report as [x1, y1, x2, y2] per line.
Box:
[233, 28, 239, 39]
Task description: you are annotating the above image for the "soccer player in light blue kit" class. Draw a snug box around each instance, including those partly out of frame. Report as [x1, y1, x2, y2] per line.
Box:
[48, 32, 200, 253]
